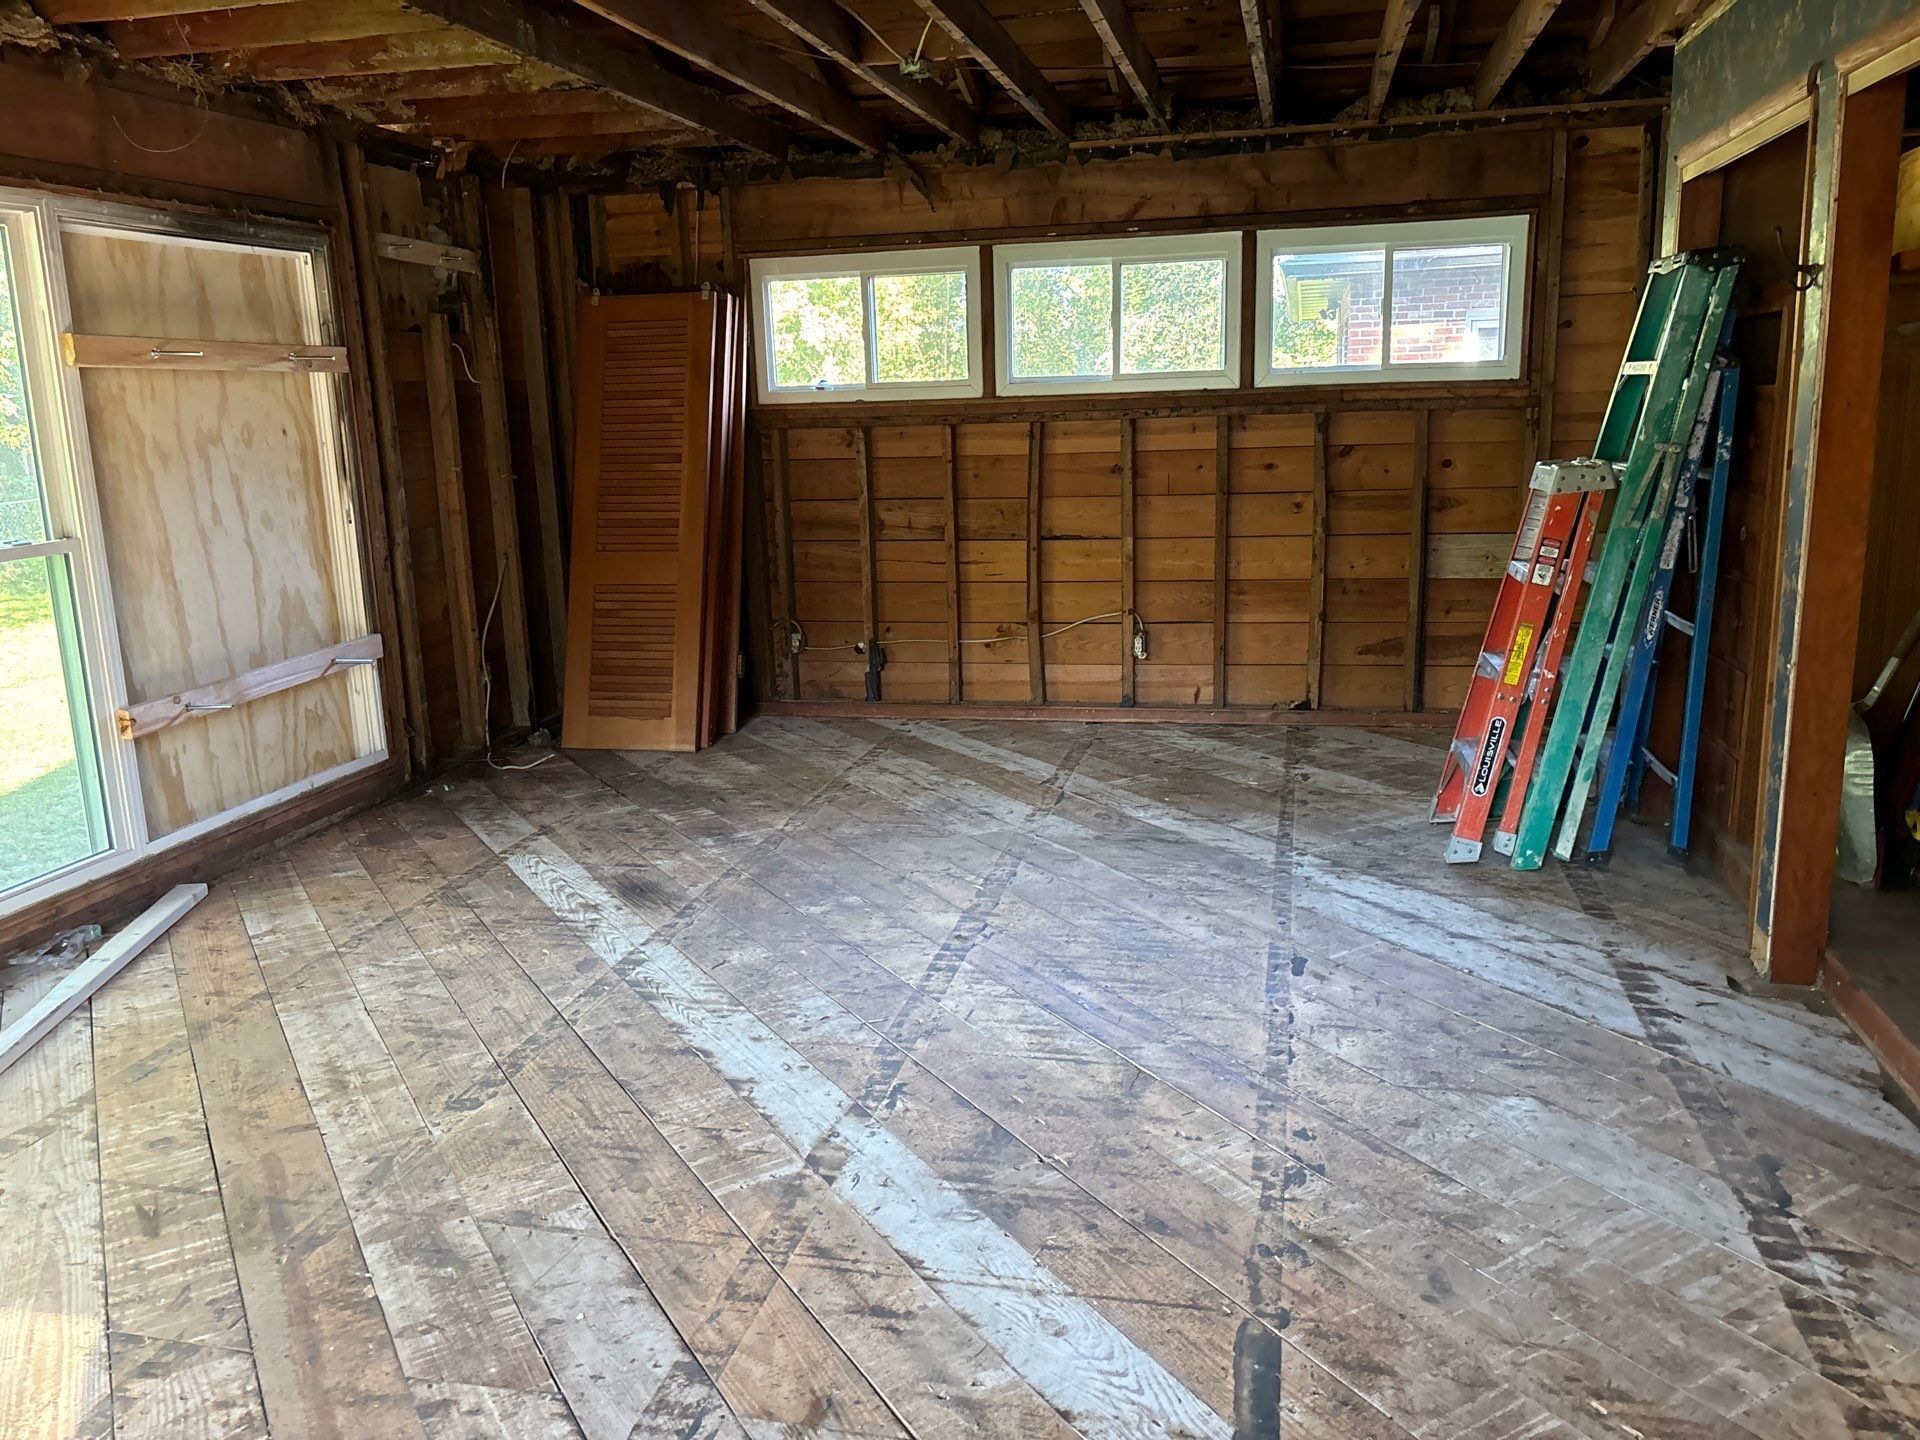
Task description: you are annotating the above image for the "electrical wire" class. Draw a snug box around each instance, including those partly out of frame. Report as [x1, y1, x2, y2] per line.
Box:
[477, 567, 554, 772]
[793, 611, 1139, 653]
[847, 9, 906, 62]
[450, 338, 480, 385]
[111, 61, 212, 155]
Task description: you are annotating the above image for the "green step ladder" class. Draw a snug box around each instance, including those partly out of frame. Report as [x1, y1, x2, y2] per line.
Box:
[1508, 250, 1741, 871]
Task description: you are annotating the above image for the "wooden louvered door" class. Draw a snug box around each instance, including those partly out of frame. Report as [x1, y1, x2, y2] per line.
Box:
[562, 293, 720, 750]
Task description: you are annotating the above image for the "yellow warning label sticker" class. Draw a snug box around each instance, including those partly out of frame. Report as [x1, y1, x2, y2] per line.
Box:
[1503, 623, 1535, 686]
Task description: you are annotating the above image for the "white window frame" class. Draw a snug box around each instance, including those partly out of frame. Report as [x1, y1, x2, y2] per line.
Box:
[751, 245, 983, 405]
[0, 186, 386, 921]
[993, 231, 1243, 397]
[1255, 214, 1530, 388]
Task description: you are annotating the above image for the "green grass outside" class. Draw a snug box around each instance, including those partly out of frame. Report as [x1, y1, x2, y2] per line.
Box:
[0, 582, 98, 893]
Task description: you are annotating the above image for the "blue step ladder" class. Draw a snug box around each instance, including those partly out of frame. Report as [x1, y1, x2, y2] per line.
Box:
[1585, 355, 1740, 865]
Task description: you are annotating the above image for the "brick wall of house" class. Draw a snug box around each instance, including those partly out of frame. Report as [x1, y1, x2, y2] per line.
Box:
[1385, 250, 1505, 363]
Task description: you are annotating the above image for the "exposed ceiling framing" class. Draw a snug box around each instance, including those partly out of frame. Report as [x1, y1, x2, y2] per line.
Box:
[1240, 0, 1281, 127]
[909, 0, 1074, 139]
[14, 1, 1688, 175]
[1077, 0, 1168, 129]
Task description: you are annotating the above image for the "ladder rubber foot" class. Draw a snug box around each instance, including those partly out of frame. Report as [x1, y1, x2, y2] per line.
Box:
[1666, 844, 1691, 862]
[1444, 837, 1483, 865]
[1585, 850, 1612, 870]
[1491, 832, 1516, 856]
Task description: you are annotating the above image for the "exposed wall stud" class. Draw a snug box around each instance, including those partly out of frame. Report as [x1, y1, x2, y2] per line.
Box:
[1214, 414, 1231, 707]
[856, 425, 882, 702]
[1027, 419, 1047, 704]
[1308, 408, 1329, 709]
[1406, 408, 1430, 712]
[943, 422, 962, 704]
[422, 312, 487, 751]
[1120, 417, 1138, 707]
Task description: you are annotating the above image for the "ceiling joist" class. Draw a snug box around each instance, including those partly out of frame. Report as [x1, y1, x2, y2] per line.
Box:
[1239, 0, 1280, 127]
[567, 0, 890, 153]
[1586, 0, 1703, 95]
[34, 0, 296, 20]
[21, 0, 1672, 173]
[1365, 0, 1422, 123]
[401, 0, 794, 157]
[228, 31, 518, 83]
[747, 0, 978, 143]
[1077, 0, 1169, 128]
[1475, 0, 1564, 109]
[910, 0, 1074, 139]
[104, 0, 428, 60]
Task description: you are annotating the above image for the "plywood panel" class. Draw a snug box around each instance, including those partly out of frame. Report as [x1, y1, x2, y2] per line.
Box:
[63, 228, 366, 835]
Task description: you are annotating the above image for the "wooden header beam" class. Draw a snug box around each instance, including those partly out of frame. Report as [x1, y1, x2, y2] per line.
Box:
[402, 0, 794, 157]
[749, 0, 979, 143]
[911, 0, 1074, 138]
[569, 0, 890, 153]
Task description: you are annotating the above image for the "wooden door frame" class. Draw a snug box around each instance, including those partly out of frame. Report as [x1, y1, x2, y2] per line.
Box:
[1663, 38, 1911, 984]
[1748, 68, 1906, 984]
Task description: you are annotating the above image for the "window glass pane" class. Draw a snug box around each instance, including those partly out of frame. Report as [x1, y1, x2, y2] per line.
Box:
[0, 228, 49, 545]
[1270, 249, 1384, 371]
[1389, 243, 1508, 365]
[872, 270, 969, 384]
[767, 274, 865, 389]
[1120, 258, 1225, 375]
[1009, 263, 1113, 380]
[0, 554, 108, 893]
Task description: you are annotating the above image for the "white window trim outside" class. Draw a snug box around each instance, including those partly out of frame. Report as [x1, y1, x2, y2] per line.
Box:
[0, 187, 387, 922]
[1255, 214, 1530, 388]
[751, 245, 983, 405]
[993, 231, 1243, 397]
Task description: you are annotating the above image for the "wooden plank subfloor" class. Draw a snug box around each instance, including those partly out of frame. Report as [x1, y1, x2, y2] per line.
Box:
[3, 717, 1918, 1439]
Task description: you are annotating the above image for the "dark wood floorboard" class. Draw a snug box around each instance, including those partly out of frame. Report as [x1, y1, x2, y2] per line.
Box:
[3, 718, 1917, 1440]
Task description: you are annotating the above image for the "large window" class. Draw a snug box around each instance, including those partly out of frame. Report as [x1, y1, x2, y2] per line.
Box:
[752, 247, 981, 404]
[1256, 215, 1528, 386]
[994, 233, 1241, 395]
[0, 189, 385, 918]
[0, 213, 111, 897]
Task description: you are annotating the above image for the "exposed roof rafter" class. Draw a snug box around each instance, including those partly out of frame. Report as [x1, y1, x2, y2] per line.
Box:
[1586, 0, 1704, 95]
[747, 0, 979, 143]
[1475, 0, 1564, 109]
[909, 0, 1074, 139]
[1077, 0, 1169, 128]
[1240, 0, 1281, 126]
[565, 0, 891, 153]
[105, 1, 432, 60]
[401, 0, 793, 157]
[1365, 0, 1422, 123]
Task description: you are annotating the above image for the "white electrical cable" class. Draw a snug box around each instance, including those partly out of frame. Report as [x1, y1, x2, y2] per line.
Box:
[794, 610, 1141, 654]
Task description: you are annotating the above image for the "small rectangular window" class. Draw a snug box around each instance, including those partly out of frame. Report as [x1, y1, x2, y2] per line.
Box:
[1256, 216, 1528, 387]
[994, 233, 1241, 396]
[752, 247, 981, 404]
